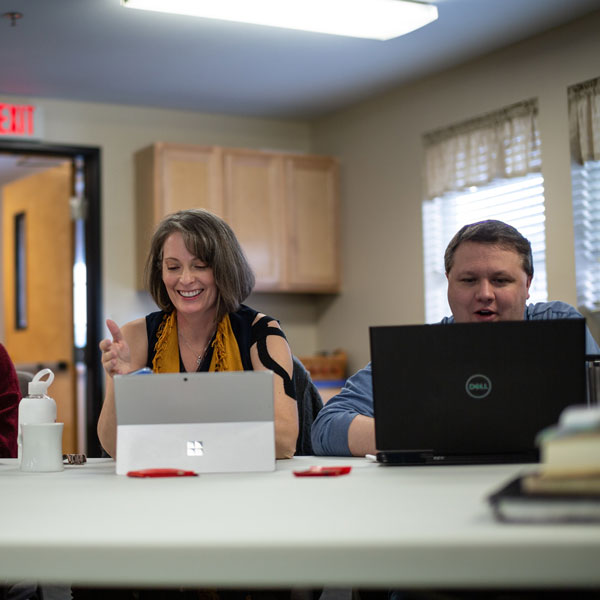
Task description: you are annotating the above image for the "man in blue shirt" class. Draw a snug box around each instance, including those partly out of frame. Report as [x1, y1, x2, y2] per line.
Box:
[311, 220, 600, 457]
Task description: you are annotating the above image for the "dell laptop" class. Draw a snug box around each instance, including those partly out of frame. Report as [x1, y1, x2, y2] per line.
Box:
[369, 319, 587, 465]
[114, 370, 275, 475]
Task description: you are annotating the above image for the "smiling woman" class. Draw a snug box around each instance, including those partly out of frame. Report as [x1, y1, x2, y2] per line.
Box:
[159, 232, 220, 367]
[97, 209, 299, 460]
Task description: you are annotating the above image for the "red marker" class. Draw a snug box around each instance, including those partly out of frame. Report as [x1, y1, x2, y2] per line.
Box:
[127, 468, 197, 478]
[293, 466, 351, 477]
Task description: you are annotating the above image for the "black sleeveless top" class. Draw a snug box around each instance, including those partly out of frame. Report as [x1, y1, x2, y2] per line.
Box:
[145, 304, 277, 373]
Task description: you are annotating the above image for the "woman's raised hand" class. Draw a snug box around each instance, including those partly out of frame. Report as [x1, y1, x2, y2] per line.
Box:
[99, 319, 133, 377]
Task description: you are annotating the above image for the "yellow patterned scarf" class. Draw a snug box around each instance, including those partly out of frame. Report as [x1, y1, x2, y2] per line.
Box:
[152, 311, 243, 373]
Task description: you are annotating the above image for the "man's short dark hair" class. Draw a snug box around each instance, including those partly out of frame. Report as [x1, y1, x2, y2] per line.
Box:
[444, 219, 534, 278]
[145, 209, 255, 322]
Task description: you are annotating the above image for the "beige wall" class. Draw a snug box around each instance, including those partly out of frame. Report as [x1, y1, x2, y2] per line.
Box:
[311, 11, 600, 373]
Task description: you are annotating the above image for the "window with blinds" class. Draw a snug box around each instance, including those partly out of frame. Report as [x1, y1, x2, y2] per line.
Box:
[572, 159, 600, 311]
[422, 176, 547, 322]
[422, 99, 547, 323]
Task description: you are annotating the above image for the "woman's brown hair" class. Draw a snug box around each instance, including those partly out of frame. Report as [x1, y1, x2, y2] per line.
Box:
[145, 209, 255, 322]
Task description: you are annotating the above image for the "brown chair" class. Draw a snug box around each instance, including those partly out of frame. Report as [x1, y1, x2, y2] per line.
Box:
[292, 356, 323, 456]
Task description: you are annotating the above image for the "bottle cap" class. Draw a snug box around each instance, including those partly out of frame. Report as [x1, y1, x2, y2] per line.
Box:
[28, 368, 55, 395]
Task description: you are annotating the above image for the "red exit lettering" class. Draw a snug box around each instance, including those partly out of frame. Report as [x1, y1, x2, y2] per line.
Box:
[0, 103, 35, 136]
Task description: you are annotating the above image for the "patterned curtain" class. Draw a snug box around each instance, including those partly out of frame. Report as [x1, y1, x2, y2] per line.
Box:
[569, 77, 600, 165]
[423, 99, 541, 201]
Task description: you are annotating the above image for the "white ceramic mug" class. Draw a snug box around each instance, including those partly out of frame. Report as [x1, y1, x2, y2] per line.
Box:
[20, 422, 64, 473]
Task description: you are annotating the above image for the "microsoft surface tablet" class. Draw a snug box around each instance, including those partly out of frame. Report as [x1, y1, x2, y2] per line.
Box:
[114, 370, 275, 475]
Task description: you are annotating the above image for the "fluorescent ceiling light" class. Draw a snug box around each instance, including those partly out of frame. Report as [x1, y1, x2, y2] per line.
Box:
[121, 0, 438, 41]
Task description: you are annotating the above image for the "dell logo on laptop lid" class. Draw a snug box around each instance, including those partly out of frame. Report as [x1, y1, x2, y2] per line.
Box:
[465, 374, 492, 399]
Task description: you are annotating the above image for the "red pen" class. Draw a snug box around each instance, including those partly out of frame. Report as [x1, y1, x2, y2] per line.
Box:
[293, 466, 352, 477]
[127, 468, 198, 478]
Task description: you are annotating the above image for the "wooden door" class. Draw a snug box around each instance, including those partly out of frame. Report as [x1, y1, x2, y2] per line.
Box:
[2, 162, 77, 453]
[285, 156, 340, 292]
[223, 149, 286, 291]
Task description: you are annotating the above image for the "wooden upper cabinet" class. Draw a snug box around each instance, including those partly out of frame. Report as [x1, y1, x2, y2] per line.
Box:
[157, 144, 223, 217]
[134, 143, 223, 289]
[285, 155, 340, 292]
[223, 149, 285, 291]
[134, 143, 340, 293]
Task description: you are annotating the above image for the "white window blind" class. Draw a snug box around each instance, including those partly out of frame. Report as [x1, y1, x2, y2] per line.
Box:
[422, 100, 547, 323]
[569, 77, 600, 311]
[572, 160, 600, 310]
[423, 176, 547, 322]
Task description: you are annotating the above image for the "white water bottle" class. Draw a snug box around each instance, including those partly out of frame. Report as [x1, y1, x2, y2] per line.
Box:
[17, 368, 57, 463]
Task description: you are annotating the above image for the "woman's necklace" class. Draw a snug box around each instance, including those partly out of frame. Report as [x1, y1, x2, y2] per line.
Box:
[179, 330, 214, 368]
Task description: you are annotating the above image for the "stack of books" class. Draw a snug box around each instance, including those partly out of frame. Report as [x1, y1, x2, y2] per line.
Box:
[488, 405, 600, 523]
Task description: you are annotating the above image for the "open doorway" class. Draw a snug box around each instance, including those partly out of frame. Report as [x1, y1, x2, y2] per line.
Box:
[0, 139, 103, 457]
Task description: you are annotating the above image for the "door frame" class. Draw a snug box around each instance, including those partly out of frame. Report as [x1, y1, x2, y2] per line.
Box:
[0, 139, 103, 456]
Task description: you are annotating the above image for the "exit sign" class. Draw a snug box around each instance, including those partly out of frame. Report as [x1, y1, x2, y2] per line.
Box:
[0, 102, 41, 139]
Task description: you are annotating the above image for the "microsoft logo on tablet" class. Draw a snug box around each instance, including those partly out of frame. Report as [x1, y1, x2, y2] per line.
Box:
[465, 374, 492, 399]
[187, 441, 204, 456]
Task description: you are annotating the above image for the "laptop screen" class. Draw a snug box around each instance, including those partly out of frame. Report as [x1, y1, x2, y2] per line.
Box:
[369, 319, 586, 464]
